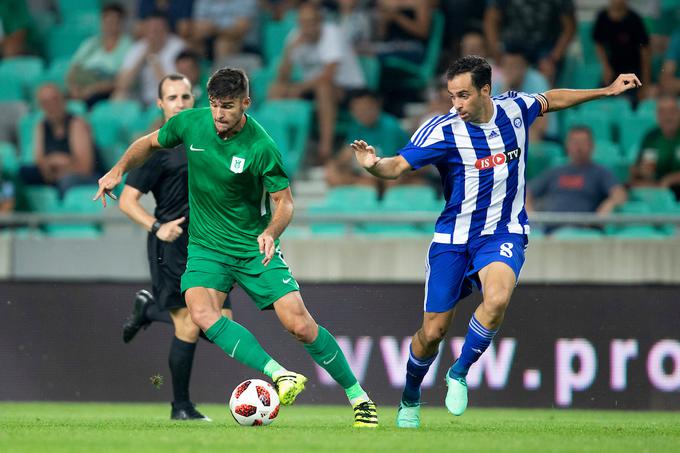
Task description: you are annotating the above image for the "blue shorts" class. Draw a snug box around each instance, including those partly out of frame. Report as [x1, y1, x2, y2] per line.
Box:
[423, 233, 528, 313]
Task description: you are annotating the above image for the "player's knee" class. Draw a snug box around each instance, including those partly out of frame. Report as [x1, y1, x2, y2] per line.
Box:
[187, 303, 217, 331]
[421, 324, 447, 347]
[287, 318, 316, 343]
[483, 287, 511, 316]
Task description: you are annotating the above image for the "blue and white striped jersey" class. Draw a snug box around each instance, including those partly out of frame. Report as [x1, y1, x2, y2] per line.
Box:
[400, 91, 547, 245]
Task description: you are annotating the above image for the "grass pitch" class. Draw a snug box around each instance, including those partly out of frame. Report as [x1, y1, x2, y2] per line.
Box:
[1, 403, 678, 452]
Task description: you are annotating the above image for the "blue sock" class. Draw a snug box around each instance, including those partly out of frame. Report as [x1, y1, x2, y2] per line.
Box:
[449, 315, 497, 379]
[401, 346, 437, 405]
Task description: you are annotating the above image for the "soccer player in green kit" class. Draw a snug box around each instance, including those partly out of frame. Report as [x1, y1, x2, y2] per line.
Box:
[94, 68, 378, 428]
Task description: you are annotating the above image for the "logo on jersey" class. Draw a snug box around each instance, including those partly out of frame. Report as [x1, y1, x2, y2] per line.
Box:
[230, 156, 246, 173]
[474, 148, 521, 171]
[488, 130, 500, 139]
[513, 117, 522, 128]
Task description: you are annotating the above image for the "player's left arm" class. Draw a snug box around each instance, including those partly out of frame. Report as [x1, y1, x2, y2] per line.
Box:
[542, 73, 641, 113]
[258, 187, 294, 266]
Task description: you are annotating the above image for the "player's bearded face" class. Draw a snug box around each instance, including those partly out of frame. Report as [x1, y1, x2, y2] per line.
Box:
[448, 73, 489, 123]
[209, 96, 251, 134]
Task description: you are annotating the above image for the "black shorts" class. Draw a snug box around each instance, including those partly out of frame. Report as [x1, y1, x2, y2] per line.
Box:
[147, 232, 232, 311]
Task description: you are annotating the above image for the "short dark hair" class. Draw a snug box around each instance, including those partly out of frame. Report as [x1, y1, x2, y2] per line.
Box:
[349, 88, 381, 103]
[102, 2, 125, 16]
[158, 73, 189, 99]
[207, 68, 249, 100]
[446, 55, 492, 91]
[175, 49, 201, 65]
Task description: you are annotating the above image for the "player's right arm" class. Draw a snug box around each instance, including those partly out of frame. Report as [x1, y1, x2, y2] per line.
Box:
[93, 129, 162, 207]
[351, 140, 412, 179]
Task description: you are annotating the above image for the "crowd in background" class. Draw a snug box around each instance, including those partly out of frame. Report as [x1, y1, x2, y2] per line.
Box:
[0, 0, 679, 236]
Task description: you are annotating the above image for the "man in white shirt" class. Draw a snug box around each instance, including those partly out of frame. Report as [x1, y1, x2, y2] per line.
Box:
[114, 12, 185, 106]
[269, 1, 365, 162]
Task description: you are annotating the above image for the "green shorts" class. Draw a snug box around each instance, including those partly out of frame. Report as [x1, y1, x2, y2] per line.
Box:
[181, 243, 300, 310]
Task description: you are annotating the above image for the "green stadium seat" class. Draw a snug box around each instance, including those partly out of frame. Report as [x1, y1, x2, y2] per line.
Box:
[356, 223, 426, 237]
[551, 226, 604, 240]
[382, 11, 445, 90]
[45, 184, 102, 238]
[89, 100, 142, 154]
[18, 112, 43, 164]
[252, 99, 312, 178]
[592, 140, 629, 182]
[0, 73, 25, 102]
[636, 98, 657, 118]
[577, 21, 598, 64]
[628, 187, 676, 212]
[0, 57, 45, 99]
[618, 113, 658, 162]
[607, 225, 668, 239]
[308, 185, 379, 235]
[358, 56, 381, 91]
[260, 11, 298, 67]
[24, 186, 61, 212]
[32, 56, 73, 90]
[45, 26, 94, 62]
[562, 108, 612, 142]
[0, 142, 19, 178]
[248, 66, 277, 109]
[526, 141, 565, 181]
[381, 185, 440, 211]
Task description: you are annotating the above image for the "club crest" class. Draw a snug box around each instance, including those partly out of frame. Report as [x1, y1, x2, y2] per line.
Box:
[230, 156, 246, 173]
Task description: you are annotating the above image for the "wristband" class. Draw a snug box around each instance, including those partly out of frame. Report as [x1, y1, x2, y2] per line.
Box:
[150, 220, 162, 234]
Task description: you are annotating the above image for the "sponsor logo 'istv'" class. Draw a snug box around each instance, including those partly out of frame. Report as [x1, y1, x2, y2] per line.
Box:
[475, 148, 521, 171]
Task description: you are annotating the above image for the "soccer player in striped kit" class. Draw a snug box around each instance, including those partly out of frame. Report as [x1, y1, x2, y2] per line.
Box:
[352, 55, 640, 428]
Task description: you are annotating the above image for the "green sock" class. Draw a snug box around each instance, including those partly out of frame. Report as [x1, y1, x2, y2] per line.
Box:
[263, 359, 285, 379]
[205, 316, 275, 375]
[304, 325, 358, 390]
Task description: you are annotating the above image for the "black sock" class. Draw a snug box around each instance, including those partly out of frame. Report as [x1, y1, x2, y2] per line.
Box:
[144, 303, 172, 325]
[169, 337, 197, 404]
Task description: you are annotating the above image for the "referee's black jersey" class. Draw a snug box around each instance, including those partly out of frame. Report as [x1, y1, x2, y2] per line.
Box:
[125, 145, 189, 223]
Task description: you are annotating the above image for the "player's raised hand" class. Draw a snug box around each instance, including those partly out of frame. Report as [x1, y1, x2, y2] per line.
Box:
[607, 73, 641, 96]
[257, 231, 275, 266]
[156, 216, 185, 242]
[351, 140, 380, 169]
[93, 167, 123, 207]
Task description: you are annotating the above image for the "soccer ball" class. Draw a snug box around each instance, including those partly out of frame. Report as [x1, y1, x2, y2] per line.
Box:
[229, 379, 280, 426]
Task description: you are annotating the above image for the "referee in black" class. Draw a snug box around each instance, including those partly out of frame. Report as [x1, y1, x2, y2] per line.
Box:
[119, 73, 232, 421]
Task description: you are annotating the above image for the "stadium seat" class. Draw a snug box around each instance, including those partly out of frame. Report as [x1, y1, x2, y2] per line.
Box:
[308, 185, 379, 235]
[260, 11, 298, 67]
[45, 26, 94, 62]
[577, 21, 598, 64]
[32, 56, 73, 90]
[252, 99, 312, 178]
[618, 113, 658, 162]
[89, 100, 143, 154]
[551, 226, 604, 240]
[382, 11, 445, 90]
[628, 187, 676, 212]
[526, 141, 565, 181]
[18, 112, 43, 164]
[0, 73, 25, 102]
[24, 186, 61, 212]
[0, 142, 19, 178]
[381, 185, 440, 211]
[358, 56, 381, 91]
[592, 140, 629, 182]
[45, 184, 103, 238]
[248, 66, 277, 109]
[0, 57, 45, 99]
[607, 225, 668, 239]
[562, 107, 611, 142]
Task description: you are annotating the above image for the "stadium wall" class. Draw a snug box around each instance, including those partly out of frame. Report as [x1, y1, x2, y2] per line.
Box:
[1, 281, 679, 410]
[6, 234, 680, 283]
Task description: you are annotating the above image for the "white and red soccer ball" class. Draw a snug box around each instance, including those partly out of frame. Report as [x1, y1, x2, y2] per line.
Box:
[229, 379, 280, 426]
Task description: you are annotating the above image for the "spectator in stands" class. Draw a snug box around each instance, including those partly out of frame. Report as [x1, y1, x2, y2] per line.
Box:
[186, 0, 259, 67]
[19, 84, 98, 197]
[175, 50, 208, 107]
[492, 44, 551, 142]
[484, 0, 575, 83]
[136, 0, 194, 39]
[114, 12, 185, 106]
[337, 0, 372, 53]
[326, 89, 410, 187]
[373, 0, 434, 63]
[527, 126, 627, 231]
[66, 3, 133, 109]
[440, 0, 487, 62]
[269, 1, 365, 163]
[660, 29, 680, 96]
[0, 0, 31, 57]
[629, 95, 680, 199]
[260, 0, 300, 21]
[459, 29, 505, 89]
[592, 0, 650, 103]
[0, 169, 14, 213]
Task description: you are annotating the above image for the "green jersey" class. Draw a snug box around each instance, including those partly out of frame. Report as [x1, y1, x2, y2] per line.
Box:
[638, 128, 680, 180]
[157, 108, 290, 257]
